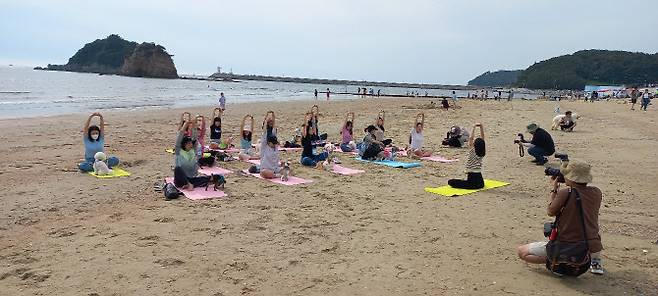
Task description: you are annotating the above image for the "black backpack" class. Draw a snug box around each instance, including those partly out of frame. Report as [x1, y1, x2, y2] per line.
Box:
[163, 183, 181, 200]
[545, 188, 591, 276]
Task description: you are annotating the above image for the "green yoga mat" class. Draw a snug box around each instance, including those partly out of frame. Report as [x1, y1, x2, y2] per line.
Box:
[425, 179, 509, 197]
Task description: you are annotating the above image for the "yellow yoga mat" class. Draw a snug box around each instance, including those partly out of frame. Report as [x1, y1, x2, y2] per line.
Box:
[89, 168, 131, 179]
[425, 179, 510, 197]
[165, 148, 175, 154]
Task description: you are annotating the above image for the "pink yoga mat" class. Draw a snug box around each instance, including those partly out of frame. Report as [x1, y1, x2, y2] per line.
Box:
[241, 170, 312, 185]
[164, 177, 227, 200]
[231, 156, 261, 165]
[421, 155, 459, 163]
[332, 164, 365, 175]
[198, 166, 233, 175]
[384, 147, 408, 157]
[278, 147, 302, 152]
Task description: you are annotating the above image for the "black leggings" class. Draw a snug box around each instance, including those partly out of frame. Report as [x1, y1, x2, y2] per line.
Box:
[173, 167, 209, 188]
[448, 172, 484, 189]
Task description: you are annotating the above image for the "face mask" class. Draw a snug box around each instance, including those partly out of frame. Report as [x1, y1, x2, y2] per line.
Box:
[91, 134, 99, 140]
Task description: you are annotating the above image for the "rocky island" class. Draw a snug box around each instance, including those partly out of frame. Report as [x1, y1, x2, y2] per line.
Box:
[36, 34, 178, 79]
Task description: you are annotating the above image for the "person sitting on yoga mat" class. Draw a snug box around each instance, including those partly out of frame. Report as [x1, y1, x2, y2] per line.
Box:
[79, 112, 120, 172]
[208, 108, 225, 149]
[340, 112, 356, 152]
[309, 105, 328, 140]
[360, 125, 388, 161]
[408, 113, 432, 158]
[373, 111, 393, 146]
[238, 115, 257, 161]
[260, 135, 289, 179]
[174, 120, 209, 190]
[447, 123, 486, 189]
[300, 122, 329, 167]
[442, 125, 470, 148]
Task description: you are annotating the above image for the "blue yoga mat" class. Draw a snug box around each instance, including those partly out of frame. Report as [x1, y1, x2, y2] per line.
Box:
[355, 157, 421, 169]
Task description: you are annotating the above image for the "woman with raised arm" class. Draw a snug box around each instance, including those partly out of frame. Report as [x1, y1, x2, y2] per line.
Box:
[374, 110, 393, 146]
[408, 113, 432, 158]
[238, 114, 257, 161]
[309, 105, 328, 140]
[78, 112, 120, 172]
[173, 120, 209, 189]
[194, 115, 207, 155]
[300, 121, 329, 167]
[447, 123, 486, 189]
[209, 108, 223, 149]
[179, 112, 192, 134]
[340, 112, 356, 152]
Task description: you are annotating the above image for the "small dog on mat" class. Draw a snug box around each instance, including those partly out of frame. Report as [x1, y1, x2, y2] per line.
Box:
[93, 152, 113, 175]
[206, 174, 226, 191]
[280, 159, 291, 182]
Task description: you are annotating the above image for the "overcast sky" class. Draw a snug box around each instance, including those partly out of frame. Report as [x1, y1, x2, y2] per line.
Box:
[1, 0, 657, 84]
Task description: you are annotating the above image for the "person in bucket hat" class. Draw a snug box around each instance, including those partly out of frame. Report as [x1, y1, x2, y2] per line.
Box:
[517, 159, 604, 275]
[519, 122, 555, 165]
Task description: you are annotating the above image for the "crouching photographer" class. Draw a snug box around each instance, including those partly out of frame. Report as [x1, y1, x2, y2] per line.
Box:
[516, 123, 555, 165]
[517, 157, 604, 276]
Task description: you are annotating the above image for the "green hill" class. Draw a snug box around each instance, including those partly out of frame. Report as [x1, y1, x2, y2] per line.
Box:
[40, 34, 178, 78]
[515, 50, 658, 89]
[468, 70, 522, 87]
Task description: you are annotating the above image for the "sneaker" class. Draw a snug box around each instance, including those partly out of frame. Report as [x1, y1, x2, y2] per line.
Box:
[590, 259, 604, 275]
[531, 159, 539, 163]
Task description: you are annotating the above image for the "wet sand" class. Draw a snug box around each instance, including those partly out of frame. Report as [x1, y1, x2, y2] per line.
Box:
[0, 97, 656, 295]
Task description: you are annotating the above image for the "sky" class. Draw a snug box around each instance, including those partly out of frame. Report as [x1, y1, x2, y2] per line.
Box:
[1, 0, 657, 85]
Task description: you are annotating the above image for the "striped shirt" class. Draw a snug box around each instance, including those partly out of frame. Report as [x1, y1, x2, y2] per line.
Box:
[464, 147, 483, 173]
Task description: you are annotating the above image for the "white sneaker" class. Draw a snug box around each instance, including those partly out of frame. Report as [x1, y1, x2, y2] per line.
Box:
[590, 259, 604, 275]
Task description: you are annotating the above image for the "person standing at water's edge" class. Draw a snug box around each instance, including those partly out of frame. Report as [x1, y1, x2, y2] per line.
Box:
[218, 92, 226, 111]
[314, 89, 318, 100]
[326, 88, 330, 100]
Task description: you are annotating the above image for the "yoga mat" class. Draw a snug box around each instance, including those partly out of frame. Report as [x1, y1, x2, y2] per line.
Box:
[421, 155, 459, 163]
[89, 168, 131, 178]
[278, 147, 303, 152]
[198, 166, 233, 175]
[165, 148, 174, 154]
[241, 170, 312, 185]
[424, 179, 510, 197]
[205, 146, 241, 153]
[164, 177, 227, 200]
[332, 164, 365, 175]
[231, 156, 261, 165]
[355, 157, 421, 169]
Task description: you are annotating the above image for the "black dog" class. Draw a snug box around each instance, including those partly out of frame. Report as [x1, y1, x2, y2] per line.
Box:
[205, 174, 226, 191]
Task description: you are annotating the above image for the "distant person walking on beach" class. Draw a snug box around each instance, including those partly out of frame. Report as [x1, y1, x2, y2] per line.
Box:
[314, 89, 318, 100]
[508, 90, 514, 101]
[641, 89, 651, 111]
[629, 88, 638, 110]
[590, 91, 598, 102]
[218, 92, 226, 111]
[377, 89, 381, 97]
[326, 88, 330, 100]
[451, 91, 459, 107]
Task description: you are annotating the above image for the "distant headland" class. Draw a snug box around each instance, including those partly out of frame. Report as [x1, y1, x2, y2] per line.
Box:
[469, 50, 658, 90]
[35, 34, 178, 79]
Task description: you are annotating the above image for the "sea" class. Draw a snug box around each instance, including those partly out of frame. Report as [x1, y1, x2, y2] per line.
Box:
[0, 66, 507, 119]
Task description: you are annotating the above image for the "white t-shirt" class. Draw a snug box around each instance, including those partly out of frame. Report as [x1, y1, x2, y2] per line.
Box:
[219, 95, 226, 109]
[410, 128, 423, 151]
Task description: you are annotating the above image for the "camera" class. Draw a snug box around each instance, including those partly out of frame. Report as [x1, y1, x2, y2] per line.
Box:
[544, 153, 569, 183]
[543, 222, 555, 237]
[513, 133, 525, 144]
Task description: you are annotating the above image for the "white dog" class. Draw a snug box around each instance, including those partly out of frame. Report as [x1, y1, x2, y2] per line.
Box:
[551, 112, 580, 130]
[93, 152, 113, 175]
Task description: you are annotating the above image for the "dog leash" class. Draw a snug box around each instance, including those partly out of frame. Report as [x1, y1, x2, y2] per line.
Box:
[518, 144, 525, 157]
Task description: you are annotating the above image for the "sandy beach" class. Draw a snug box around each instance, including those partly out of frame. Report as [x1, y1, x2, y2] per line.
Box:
[0, 97, 656, 295]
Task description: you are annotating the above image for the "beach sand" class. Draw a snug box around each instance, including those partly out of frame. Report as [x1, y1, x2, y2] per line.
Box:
[0, 98, 656, 295]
